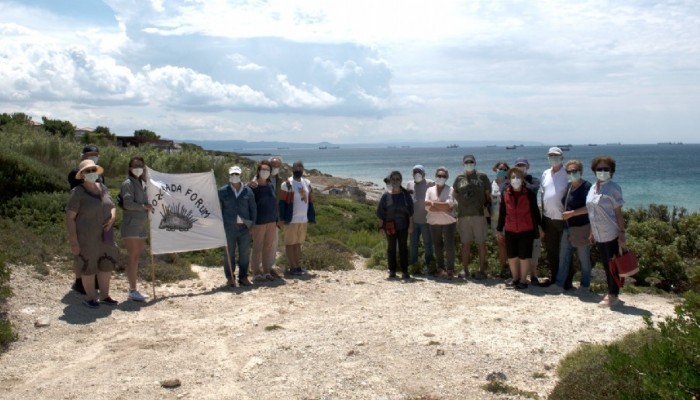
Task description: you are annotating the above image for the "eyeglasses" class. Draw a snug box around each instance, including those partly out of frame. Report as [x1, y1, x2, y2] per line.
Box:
[436, 175, 447, 178]
[595, 167, 611, 172]
[464, 161, 475, 165]
[566, 170, 580, 174]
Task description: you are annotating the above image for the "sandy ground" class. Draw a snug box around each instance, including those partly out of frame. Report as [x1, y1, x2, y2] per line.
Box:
[0, 258, 679, 400]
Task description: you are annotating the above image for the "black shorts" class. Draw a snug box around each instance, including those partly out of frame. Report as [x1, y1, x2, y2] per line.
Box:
[505, 230, 536, 259]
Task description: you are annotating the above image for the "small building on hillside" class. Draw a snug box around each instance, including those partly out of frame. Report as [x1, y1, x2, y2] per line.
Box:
[115, 136, 180, 153]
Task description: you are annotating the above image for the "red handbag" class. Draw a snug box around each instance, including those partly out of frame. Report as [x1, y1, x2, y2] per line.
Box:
[609, 248, 639, 287]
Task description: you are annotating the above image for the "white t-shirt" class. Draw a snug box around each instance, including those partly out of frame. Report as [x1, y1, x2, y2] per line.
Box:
[541, 167, 568, 220]
[291, 179, 310, 223]
[424, 185, 457, 225]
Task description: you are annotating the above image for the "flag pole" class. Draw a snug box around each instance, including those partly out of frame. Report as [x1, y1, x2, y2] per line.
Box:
[150, 253, 156, 300]
[224, 245, 234, 286]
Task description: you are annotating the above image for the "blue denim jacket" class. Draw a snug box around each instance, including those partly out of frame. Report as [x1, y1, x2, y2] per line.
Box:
[218, 184, 257, 231]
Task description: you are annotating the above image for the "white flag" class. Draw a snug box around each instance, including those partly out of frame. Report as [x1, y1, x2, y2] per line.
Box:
[146, 167, 226, 255]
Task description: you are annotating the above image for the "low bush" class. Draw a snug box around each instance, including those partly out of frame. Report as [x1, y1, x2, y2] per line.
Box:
[0, 256, 17, 350]
[139, 253, 198, 283]
[550, 291, 700, 400]
[276, 238, 354, 271]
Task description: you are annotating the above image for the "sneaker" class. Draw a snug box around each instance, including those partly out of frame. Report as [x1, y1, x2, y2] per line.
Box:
[100, 296, 119, 306]
[253, 274, 267, 282]
[472, 271, 487, 280]
[401, 272, 411, 280]
[515, 282, 529, 290]
[128, 290, 147, 302]
[505, 279, 520, 288]
[238, 277, 253, 286]
[290, 267, 307, 276]
[72, 278, 86, 295]
[264, 273, 275, 281]
[530, 276, 540, 286]
[269, 269, 282, 279]
[388, 271, 398, 279]
[83, 299, 100, 308]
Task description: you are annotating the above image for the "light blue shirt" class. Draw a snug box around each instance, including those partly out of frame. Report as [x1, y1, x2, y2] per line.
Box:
[586, 180, 624, 242]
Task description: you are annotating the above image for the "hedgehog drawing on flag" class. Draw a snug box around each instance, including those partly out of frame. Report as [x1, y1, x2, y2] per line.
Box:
[158, 203, 198, 232]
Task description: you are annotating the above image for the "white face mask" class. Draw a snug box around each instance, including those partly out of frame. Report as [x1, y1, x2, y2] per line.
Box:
[84, 172, 99, 182]
[436, 177, 446, 186]
[271, 167, 280, 176]
[413, 173, 423, 183]
[229, 175, 241, 184]
[567, 171, 581, 183]
[596, 171, 611, 182]
[259, 170, 271, 179]
[88, 156, 99, 164]
[511, 177, 522, 190]
[131, 168, 144, 178]
[464, 164, 475, 173]
[548, 156, 562, 167]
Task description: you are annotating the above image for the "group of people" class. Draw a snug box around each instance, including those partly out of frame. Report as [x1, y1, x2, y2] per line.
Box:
[65, 145, 316, 309]
[376, 147, 626, 307]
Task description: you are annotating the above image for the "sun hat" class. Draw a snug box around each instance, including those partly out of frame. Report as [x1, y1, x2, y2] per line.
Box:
[75, 159, 104, 179]
[547, 147, 563, 156]
[228, 166, 242, 175]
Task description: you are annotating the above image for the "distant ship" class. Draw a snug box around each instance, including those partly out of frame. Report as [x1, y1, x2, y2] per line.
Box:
[486, 145, 497, 148]
[505, 145, 517, 150]
[446, 144, 459, 148]
[657, 142, 684, 145]
[588, 144, 597, 146]
[557, 144, 572, 151]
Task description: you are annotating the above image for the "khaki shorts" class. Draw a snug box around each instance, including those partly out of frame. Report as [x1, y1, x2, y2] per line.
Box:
[457, 216, 488, 244]
[284, 223, 308, 245]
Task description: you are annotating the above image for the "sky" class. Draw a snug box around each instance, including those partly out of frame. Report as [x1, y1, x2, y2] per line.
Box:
[1, 0, 699, 145]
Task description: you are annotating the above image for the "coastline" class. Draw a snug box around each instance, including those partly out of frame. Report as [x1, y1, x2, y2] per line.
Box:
[302, 168, 384, 202]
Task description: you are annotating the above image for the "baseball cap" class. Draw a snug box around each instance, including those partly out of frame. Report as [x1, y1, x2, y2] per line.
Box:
[463, 154, 476, 163]
[228, 166, 242, 175]
[547, 147, 563, 156]
[514, 157, 529, 167]
[412, 164, 425, 174]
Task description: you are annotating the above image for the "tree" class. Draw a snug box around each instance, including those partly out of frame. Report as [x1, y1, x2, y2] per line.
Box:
[94, 126, 112, 136]
[41, 116, 75, 137]
[134, 129, 160, 139]
[0, 113, 32, 127]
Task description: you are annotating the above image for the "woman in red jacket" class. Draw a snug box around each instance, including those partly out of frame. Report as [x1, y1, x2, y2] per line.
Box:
[496, 167, 544, 289]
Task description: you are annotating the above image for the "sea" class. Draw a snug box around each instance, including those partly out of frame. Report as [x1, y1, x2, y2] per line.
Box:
[200, 143, 700, 212]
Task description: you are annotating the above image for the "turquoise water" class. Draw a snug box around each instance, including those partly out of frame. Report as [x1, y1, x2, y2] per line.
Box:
[203, 143, 700, 211]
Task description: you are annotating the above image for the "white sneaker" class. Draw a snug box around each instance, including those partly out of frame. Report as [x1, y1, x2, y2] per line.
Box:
[128, 290, 147, 302]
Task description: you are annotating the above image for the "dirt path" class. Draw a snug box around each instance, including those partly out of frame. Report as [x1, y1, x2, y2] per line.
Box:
[0, 260, 678, 399]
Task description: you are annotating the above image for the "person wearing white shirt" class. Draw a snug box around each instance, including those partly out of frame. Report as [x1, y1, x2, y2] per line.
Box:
[540, 147, 569, 285]
[424, 167, 457, 278]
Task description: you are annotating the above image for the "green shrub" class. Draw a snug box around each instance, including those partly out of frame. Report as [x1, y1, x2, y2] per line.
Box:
[0, 256, 17, 350]
[276, 238, 354, 271]
[140, 253, 198, 282]
[551, 291, 700, 400]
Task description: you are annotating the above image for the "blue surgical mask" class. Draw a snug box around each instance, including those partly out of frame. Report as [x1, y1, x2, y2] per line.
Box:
[596, 171, 611, 182]
[496, 170, 507, 178]
[567, 171, 581, 182]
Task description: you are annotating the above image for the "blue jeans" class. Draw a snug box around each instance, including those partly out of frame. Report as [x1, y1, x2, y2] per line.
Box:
[409, 222, 433, 266]
[223, 225, 251, 280]
[556, 228, 592, 288]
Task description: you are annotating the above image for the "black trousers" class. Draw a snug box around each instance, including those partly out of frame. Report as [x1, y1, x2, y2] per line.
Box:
[597, 238, 621, 296]
[387, 228, 409, 274]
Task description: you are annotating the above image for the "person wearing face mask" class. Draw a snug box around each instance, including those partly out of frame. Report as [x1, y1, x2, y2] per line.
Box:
[586, 156, 626, 307]
[540, 147, 569, 287]
[65, 160, 118, 308]
[251, 161, 279, 282]
[68, 144, 105, 189]
[453, 154, 492, 280]
[511, 157, 543, 285]
[425, 167, 457, 278]
[279, 160, 316, 276]
[377, 171, 414, 280]
[496, 167, 545, 290]
[405, 165, 435, 274]
[218, 165, 257, 287]
[119, 156, 155, 301]
[491, 161, 510, 276]
[555, 160, 593, 294]
[267, 156, 285, 278]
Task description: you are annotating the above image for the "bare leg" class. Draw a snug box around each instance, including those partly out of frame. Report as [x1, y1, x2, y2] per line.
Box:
[519, 258, 530, 282]
[82, 274, 97, 301]
[286, 245, 296, 268]
[124, 238, 145, 290]
[478, 243, 487, 273]
[508, 258, 519, 281]
[97, 271, 111, 299]
[461, 242, 472, 276]
[292, 244, 302, 267]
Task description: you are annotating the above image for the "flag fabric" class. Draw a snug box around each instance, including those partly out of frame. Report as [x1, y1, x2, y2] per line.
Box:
[146, 167, 226, 255]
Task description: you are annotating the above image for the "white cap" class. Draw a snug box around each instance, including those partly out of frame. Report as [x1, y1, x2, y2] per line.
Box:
[548, 147, 563, 156]
[228, 166, 242, 175]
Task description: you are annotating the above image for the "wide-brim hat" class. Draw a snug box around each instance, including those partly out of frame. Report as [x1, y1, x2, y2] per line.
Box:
[76, 159, 104, 180]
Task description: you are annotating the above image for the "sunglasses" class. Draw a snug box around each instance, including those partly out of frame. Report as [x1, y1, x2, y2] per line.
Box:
[464, 161, 475, 165]
[436, 174, 447, 178]
[498, 168, 508, 171]
[595, 167, 611, 172]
